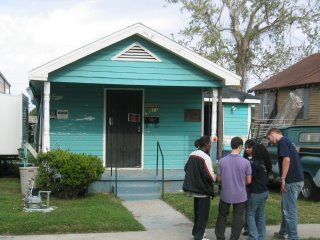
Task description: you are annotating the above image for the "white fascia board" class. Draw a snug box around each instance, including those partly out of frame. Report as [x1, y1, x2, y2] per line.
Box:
[221, 98, 261, 103]
[29, 25, 141, 81]
[29, 23, 241, 86]
[136, 26, 241, 86]
[204, 97, 260, 103]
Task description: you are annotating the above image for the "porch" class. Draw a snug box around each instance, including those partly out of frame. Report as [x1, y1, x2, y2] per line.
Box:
[89, 169, 185, 201]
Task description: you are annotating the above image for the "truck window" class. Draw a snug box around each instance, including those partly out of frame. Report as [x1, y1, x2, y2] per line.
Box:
[299, 132, 320, 143]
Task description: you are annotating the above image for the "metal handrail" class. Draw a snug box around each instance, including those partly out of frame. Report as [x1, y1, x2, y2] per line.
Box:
[156, 141, 165, 198]
[115, 161, 118, 197]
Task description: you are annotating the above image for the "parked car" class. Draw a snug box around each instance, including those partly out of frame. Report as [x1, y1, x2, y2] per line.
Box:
[265, 125, 320, 200]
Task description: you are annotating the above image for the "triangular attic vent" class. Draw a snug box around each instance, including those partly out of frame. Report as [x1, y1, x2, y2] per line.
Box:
[112, 42, 161, 62]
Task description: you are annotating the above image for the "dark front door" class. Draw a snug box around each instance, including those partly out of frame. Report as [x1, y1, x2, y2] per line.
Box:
[106, 90, 142, 168]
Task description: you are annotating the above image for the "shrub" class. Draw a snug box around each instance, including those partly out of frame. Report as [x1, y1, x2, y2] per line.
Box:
[36, 149, 104, 198]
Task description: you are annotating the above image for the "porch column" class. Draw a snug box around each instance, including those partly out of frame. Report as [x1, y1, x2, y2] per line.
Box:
[217, 88, 223, 160]
[42, 82, 50, 152]
[210, 88, 218, 161]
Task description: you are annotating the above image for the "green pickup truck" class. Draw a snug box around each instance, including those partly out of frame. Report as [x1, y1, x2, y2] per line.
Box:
[265, 125, 320, 200]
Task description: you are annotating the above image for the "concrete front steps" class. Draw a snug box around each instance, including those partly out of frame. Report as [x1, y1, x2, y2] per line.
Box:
[88, 169, 185, 200]
[114, 180, 161, 200]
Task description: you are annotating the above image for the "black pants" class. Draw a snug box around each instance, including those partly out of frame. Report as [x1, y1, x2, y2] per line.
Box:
[192, 197, 211, 240]
[215, 199, 246, 240]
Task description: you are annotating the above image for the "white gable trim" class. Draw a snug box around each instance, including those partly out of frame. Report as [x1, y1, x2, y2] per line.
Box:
[29, 23, 240, 86]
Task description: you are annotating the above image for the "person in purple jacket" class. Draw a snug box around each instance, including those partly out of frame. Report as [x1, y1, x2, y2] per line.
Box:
[215, 136, 252, 240]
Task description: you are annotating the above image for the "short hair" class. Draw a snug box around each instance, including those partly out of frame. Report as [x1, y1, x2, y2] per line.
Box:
[231, 136, 243, 149]
[266, 128, 282, 136]
[244, 139, 255, 148]
[194, 136, 211, 148]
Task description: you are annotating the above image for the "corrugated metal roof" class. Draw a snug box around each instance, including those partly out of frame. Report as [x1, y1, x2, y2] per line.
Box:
[249, 53, 320, 92]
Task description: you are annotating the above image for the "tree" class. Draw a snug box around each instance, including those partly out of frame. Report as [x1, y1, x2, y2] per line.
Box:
[166, 0, 320, 91]
[29, 108, 37, 116]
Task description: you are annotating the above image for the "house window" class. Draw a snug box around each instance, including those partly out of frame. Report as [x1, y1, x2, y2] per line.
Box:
[261, 92, 274, 119]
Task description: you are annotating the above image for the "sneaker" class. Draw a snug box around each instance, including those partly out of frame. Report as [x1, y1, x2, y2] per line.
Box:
[242, 230, 249, 236]
[191, 233, 208, 239]
[273, 232, 288, 239]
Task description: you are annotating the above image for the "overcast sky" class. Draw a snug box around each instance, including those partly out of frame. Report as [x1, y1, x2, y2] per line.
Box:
[0, 0, 188, 96]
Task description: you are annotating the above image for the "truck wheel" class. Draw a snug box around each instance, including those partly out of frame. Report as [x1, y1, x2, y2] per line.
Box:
[301, 174, 318, 200]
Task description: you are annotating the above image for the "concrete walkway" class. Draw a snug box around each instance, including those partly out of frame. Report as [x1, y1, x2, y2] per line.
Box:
[1, 199, 320, 240]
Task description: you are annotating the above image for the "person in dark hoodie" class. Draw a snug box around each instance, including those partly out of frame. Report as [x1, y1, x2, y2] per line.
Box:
[247, 143, 272, 240]
[242, 139, 256, 236]
[183, 136, 216, 240]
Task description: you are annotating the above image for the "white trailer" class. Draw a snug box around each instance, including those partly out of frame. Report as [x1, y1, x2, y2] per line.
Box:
[0, 94, 28, 157]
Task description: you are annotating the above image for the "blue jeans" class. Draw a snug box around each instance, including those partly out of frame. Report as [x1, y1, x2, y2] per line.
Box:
[279, 181, 304, 240]
[247, 191, 268, 240]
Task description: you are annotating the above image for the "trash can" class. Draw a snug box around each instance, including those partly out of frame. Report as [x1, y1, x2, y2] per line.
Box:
[19, 166, 38, 195]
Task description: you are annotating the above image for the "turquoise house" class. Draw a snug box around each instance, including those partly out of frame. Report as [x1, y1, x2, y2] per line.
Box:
[29, 23, 240, 172]
[204, 88, 260, 155]
[219, 88, 260, 153]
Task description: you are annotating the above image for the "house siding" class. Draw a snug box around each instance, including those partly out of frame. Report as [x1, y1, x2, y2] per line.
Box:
[223, 103, 249, 151]
[277, 89, 291, 112]
[255, 85, 320, 125]
[49, 35, 222, 88]
[295, 86, 320, 125]
[50, 83, 104, 159]
[46, 35, 224, 169]
[49, 83, 203, 168]
[144, 87, 202, 169]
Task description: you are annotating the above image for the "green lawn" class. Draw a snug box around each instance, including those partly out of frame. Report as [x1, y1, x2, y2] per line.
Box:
[0, 178, 144, 234]
[163, 191, 320, 228]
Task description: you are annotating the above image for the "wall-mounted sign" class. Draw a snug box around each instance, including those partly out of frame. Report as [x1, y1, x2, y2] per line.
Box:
[184, 109, 201, 122]
[57, 109, 69, 120]
[128, 113, 140, 123]
[145, 103, 160, 116]
[145, 103, 160, 125]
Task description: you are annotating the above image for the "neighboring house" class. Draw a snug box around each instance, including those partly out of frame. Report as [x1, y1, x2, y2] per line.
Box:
[204, 88, 260, 154]
[29, 23, 240, 170]
[0, 72, 11, 94]
[249, 53, 320, 126]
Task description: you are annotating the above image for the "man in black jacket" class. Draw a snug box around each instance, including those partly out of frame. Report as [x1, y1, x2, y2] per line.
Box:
[183, 136, 216, 240]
